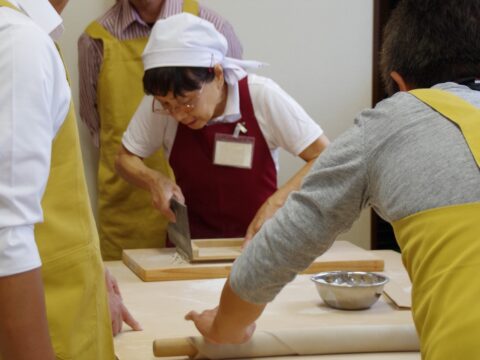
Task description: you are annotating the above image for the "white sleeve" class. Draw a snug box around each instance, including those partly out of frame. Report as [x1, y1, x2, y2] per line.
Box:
[0, 227, 41, 277]
[249, 76, 323, 155]
[0, 22, 69, 276]
[122, 95, 169, 158]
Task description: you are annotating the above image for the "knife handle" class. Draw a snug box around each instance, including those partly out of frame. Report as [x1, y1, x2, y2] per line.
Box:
[153, 337, 198, 358]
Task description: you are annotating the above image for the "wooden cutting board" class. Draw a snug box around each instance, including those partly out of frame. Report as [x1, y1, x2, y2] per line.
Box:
[122, 240, 384, 282]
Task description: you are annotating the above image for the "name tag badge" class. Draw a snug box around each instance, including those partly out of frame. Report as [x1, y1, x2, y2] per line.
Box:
[213, 133, 255, 169]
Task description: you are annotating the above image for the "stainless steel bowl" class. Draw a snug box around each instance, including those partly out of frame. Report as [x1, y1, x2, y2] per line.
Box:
[311, 271, 389, 310]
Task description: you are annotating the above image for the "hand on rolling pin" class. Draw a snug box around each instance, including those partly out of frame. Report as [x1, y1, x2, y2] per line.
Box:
[105, 268, 142, 336]
[186, 280, 265, 344]
[149, 173, 185, 222]
[185, 307, 256, 344]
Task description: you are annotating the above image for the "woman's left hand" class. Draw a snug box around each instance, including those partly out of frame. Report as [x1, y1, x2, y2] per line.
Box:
[243, 194, 284, 247]
[243, 135, 330, 247]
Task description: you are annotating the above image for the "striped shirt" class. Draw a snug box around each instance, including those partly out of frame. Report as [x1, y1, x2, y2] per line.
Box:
[78, 0, 243, 147]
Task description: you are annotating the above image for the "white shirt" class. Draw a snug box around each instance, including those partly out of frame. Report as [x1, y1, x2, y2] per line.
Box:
[122, 74, 323, 172]
[0, 0, 70, 276]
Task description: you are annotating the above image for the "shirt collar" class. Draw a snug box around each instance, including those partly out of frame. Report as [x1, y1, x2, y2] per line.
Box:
[118, 0, 146, 32]
[158, 0, 181, 19]
[14, 0, 64, 41]
[120, 0, 178, 32]
[209, 82, 242, 124]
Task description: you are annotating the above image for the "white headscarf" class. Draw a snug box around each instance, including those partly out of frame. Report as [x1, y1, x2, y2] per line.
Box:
[142, 13, 265, 85]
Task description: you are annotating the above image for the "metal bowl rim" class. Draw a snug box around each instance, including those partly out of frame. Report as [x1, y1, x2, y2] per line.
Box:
[310, 271, 389, 288]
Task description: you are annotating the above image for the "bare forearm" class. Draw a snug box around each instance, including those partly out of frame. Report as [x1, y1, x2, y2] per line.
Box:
[212, 279, 265, 338]
[280, 135, 329, 197]
[269, 134, 329, 208]
[115, 145, 183, 220]
[115, 146, 163, 192]
[186, 279, 265, 343]
[244, 136, 327, 242]
[0, 268, 55, 360]
[272, 159, 316, 206]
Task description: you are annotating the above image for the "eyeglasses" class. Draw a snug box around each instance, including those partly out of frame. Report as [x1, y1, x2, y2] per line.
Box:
[152, 83, 206, 116]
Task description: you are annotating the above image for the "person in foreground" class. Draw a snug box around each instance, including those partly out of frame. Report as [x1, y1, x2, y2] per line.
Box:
[115, 13, 329, 243]
[0, 1, 138, 359]
[186, 1, 480, 359]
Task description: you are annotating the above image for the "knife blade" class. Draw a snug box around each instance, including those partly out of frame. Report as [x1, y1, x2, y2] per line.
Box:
[167, 198, 193, 260]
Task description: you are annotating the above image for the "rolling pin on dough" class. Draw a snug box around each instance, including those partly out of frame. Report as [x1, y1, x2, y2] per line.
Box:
[153, 325, 420, 359]
[153, 337, 198, 358]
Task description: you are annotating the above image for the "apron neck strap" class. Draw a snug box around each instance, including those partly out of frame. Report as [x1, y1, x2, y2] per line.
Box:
[182, 0, 199, 15]
[0, 0, 20, 11]
[410, 88, 480, 168]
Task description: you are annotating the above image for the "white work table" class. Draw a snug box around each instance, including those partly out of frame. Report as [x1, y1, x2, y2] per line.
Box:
[106, 248, 420, 360]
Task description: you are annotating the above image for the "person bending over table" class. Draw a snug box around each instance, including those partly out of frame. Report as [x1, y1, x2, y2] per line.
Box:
[116, 13, 329, 242]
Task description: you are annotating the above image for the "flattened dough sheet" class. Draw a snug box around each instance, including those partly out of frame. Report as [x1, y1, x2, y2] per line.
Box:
[187, 324, 419, 359]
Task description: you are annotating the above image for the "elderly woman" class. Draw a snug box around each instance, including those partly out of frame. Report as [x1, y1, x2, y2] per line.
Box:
[115, 13, 329, 242]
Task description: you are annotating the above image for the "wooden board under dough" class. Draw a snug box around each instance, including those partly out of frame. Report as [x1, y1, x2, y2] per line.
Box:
[122, 240, 385, 282]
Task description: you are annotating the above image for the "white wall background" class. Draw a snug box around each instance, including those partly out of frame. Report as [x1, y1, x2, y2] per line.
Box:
[59, 0, 373, 249]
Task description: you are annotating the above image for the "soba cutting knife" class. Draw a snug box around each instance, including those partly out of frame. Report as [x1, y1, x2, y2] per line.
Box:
[167, 198, 193, 260]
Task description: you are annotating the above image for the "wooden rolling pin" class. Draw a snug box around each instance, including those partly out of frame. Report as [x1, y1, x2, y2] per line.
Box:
[153, 324, 420, 359]
[153, 337, 198, 358]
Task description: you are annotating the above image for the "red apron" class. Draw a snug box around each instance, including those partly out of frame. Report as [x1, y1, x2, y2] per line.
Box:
[169, 76, 277, 238]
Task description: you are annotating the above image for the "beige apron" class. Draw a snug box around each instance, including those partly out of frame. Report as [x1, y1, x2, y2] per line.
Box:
[392, 89, 480, 360]
[86, 0, 199, 260]
[0, 2, 115, 358]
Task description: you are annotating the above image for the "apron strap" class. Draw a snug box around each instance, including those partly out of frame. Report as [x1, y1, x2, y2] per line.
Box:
[183, 0, 199, 15]
[84, 20, 115, 41]
[410, 88, 480, 168]
[0, 0, 21, 11]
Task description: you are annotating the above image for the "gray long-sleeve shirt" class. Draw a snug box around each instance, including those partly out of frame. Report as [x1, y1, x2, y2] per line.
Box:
[230, 82, 480, 304]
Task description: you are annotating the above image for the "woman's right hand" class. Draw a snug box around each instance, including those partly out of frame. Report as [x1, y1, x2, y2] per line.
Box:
[115, 145, 184, 222]
[149, 173, 185, 222]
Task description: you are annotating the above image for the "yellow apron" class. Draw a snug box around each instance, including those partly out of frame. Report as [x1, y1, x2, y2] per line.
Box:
[393, 89, 480, 360]
[85, 0, 199, 260]
[0, 2, 115, 358]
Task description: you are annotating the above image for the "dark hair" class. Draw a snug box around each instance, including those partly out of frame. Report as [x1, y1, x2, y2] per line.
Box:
[380, 0, 480, 95]
[143, 67, 215, 97]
